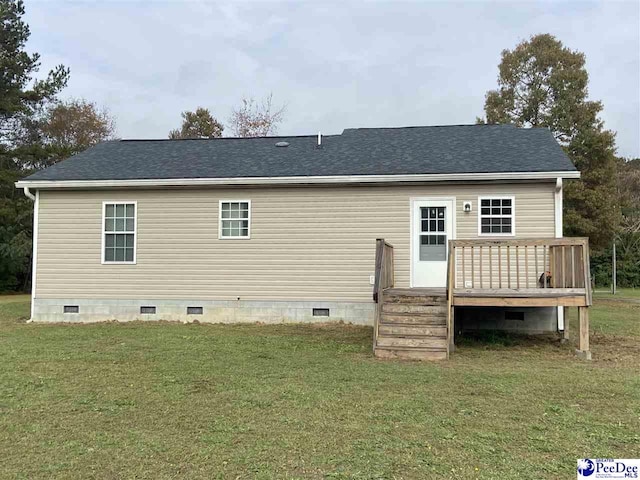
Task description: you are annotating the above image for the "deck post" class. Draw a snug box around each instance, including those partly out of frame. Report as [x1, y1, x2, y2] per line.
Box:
[446, 241, 455, 356]
[576, 306, 591, 360]
[449, 306, 456, 353]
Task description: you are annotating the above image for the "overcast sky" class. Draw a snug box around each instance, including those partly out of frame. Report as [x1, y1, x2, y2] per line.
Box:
[26, 0, 640, 158]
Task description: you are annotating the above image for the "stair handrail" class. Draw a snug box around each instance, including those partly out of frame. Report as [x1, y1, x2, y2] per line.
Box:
[373, 239, 394, 350]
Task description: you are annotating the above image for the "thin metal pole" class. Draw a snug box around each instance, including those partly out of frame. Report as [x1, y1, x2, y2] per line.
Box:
[612, 240, 617, 295]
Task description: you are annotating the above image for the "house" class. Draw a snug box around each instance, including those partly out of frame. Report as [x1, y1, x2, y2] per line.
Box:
[16, 124, 592, 360]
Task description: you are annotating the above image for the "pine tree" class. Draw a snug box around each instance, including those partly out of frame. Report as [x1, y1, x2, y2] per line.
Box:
[168, 107, 223, 139]
[0, 0, 69, 291]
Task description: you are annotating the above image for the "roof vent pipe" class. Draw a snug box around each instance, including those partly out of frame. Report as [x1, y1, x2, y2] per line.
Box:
[316, 132, 323, 149]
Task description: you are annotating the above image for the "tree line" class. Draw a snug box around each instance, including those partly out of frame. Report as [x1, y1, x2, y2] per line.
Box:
[1, 0, 115, 291]
[0, 1, 637, 291]
[477, 34, 639, 287]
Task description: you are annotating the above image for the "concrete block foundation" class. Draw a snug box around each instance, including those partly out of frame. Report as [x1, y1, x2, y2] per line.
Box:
[31, 298, 376, 325]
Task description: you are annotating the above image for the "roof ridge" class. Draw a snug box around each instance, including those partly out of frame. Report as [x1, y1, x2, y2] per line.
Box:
[342, 123, 516, 132]
[120, 134, 340, 142]
[116, 124, 555, 142]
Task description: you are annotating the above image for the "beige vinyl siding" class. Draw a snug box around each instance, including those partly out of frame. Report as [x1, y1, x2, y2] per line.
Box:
[35, 182, 556, 301]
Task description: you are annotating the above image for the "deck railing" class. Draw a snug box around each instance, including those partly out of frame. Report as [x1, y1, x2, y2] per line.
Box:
[448, 237, 592, 304]
[373, 239, 394, 347]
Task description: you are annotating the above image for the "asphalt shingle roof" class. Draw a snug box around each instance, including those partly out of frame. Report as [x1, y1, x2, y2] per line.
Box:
[23, 124, 576, 181]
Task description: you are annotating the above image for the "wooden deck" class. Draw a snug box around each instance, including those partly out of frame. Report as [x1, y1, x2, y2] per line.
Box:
[446, 237, 592, 359]
[372, 237, 593, 361]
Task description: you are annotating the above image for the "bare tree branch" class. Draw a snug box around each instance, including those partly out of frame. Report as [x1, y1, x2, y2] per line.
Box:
[228, 93, 286, 137]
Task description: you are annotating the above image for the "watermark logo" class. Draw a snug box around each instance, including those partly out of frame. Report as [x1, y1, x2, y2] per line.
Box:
[577, 459, 639, 479]
[578, 459, 595, 477]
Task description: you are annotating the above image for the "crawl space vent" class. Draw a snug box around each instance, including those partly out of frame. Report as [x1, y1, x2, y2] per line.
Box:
[505, 311, 525, 321]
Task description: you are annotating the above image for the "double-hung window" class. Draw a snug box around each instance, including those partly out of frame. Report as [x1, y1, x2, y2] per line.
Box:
[103, 202, 136, 263]
[219, 201, 250, 239]
[478, 196, 515, 235]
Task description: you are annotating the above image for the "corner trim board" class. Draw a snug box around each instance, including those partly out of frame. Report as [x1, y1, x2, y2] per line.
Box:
[30, 189, 39, 321]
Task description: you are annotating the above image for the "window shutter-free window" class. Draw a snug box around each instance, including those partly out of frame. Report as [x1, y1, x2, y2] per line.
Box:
[103, 202, 136, 263]
[220, 201, 250, 238]
[479, 197, 514, 235]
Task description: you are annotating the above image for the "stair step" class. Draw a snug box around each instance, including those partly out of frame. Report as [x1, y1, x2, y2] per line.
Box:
[380, 313, 446, 325]
[376, 336, 447, 349]
[383, 294, 447, 305]
[382, 303, 447, 314]
[378, 325, 447, 337]
[384, 288, 446, 297]
[374, 346, 447, 361]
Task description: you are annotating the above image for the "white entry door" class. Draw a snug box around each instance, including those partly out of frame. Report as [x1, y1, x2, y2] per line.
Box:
[411, 199, 454, 287]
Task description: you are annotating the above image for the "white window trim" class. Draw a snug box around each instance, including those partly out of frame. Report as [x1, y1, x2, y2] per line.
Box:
[477, 195, 516, 237]
[101, 201, 138, 264]
[218, 200, 251, 240]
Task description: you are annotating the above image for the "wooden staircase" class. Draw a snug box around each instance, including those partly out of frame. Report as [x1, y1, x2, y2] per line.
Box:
[372, 239, 450, 361]
[374, 288, 449, 361]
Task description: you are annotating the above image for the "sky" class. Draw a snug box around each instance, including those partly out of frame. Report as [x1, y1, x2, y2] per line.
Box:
[25, 0, 640, 158]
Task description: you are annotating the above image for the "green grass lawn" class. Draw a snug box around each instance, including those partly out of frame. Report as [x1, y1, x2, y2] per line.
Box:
[0, 298, 638, 479]
[593, 287, 640, 300]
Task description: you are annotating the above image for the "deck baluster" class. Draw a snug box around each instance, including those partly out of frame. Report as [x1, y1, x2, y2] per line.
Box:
[489, 246, 493, 289]
[543, 246, 547, 288]
[507, 245, 512, 289]
[471, 246, 475, 288]
[560, 246, 567, 288]
[525, 245, 529, 288]
[571, 245, 575, 288]
[498, 245, 502, 289]
[462, 246, 466, 288]
[479, 246, 483, 289]
[534, 245, 538, 287]
[516, 245, 520, 289]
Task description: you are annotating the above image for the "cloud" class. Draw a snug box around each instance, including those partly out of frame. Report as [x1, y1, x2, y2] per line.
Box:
[25, 0, 639, 157]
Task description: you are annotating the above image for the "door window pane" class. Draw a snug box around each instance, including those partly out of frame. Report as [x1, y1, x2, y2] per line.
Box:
[420, 235, 446, 261]
[419, 206, 447, 261]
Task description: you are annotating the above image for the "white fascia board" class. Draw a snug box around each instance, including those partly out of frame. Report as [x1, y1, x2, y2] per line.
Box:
[15, 170, 581, 189]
